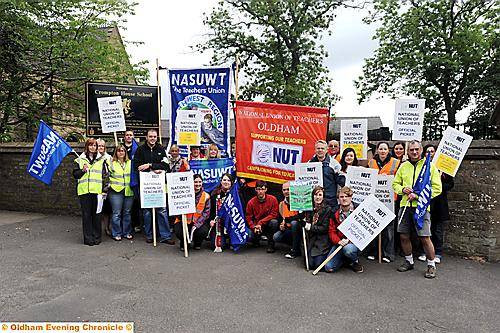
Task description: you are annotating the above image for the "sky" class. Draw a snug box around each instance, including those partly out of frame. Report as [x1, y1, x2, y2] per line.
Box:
[122, 1, 409, 128]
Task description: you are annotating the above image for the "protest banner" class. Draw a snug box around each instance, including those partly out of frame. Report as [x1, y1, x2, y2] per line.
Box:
[340, 119, 368, 159]
[27, 121, 74, 185]
[189, 158, 235, 193]
[289, 181, 313, 212]
[393, 99, 425, 141]
[86, 82, 159, 138]
[433, 126, 473, 177]
[374, 175, 395, 213]
[235, 101, 329, 183]
[166, 66, 232, 156]
[345, 166, 378, 205]
[175, 109, 202, 146]
[294, 162, 323, 188]
[139, 171, 166, 209]
[97, 96, 126, 134]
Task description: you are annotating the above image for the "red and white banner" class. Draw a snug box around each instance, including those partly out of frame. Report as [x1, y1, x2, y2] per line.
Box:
[235, 101, 329, 183]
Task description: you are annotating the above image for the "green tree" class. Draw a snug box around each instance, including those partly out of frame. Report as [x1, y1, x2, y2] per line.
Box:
[0, 0, 148, 141]
[356, 0, 499, 129]
[198, 0, 361, 107]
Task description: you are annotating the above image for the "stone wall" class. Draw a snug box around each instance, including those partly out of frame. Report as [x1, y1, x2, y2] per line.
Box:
[0, 141, 498, 261]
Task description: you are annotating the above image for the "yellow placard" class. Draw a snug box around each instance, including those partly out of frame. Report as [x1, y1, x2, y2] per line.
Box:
[343, 144, 364, 160]
[178, 132, 199, 146]
[435, 154, 459, 176]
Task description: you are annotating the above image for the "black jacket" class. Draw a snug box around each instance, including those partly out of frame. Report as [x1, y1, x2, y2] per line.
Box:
[309, 155, 345, 210]
[431, 173, 454, 222]
[306, 205, 333, 257]
[133, 142, 170, 172]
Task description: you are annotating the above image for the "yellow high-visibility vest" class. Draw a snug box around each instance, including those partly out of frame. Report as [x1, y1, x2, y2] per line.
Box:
[109, 160, 133, 197]
[76, 156, 105, 196]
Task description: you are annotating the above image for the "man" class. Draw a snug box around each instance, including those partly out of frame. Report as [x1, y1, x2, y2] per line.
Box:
[133, 129, 175, 245]
[189, 146, 205, 160]
[273, 182, 304, 259]
[245, 180, 279, 253]
[123, 130, 135, 159]
[309, 140, 345, 210]
[393, 140, 442, 278]
[326, 186, 363, 273]
[123, 130, 141, 233]
[328, 140, 341, 161]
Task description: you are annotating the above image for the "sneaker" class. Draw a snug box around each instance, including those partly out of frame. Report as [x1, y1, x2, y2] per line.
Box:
[160, 239, 175, 245]
[425, 265, 436, 278]
[397, 260, 414, 272]
[382, 257, 391, 263]
[285, 251, 298, 259]
[261, 235, 268, 241]
[134, 226, 142, 233]
[352, 262, 364, 273]
[367, 255, 375, 261]
[266, 246, 276, 254]
[418, 254, 426, 262]
[435, 256, 441, 264]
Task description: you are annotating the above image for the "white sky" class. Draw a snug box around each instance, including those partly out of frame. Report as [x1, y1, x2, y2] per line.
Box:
[122, 1, 469, 128]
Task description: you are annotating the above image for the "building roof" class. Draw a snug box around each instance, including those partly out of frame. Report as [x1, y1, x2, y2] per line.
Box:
[328, 116, 384, 134]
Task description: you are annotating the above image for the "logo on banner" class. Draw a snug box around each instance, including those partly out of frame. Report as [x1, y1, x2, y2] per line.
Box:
[251, 140, 302, 171]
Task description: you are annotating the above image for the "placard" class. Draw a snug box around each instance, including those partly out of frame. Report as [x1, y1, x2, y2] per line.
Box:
[176, 110, 201, 145]
[345, 166, 378, 205]
[433, 126, 472, 177]
[166, 171, 196, 215]
[340, 119, 368, 159]
[393, 99, 425, 141]
[337, 195, 396, 251]
[294, 162, 323, 187]
[140, 171, 166, 208]
[374, 175, 395, 213]
[289, 181, 313, 211]
[97, 96, 126, 133]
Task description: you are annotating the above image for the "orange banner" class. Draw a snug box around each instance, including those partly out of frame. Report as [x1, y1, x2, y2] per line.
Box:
[235, 101, 329, 183]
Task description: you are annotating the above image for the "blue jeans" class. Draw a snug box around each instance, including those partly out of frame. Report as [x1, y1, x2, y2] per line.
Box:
[109, 190, 134, 237]
[142, 207, 172, 241]
[325, 243, 360, 272]
[273, 220, 301, 254]
[311, 254, 328, 270]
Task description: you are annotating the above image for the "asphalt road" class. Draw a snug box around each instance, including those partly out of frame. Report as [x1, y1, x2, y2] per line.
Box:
[0, 212, 498, 332]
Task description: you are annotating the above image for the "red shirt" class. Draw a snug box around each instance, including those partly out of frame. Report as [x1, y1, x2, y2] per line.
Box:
[245, 194, 279, 229]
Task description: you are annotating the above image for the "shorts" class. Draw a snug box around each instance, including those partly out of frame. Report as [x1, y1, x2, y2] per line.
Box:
[397, 206, 431, 237]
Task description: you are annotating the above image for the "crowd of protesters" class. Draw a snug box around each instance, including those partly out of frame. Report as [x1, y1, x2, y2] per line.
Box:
[73, 131, 451, 279]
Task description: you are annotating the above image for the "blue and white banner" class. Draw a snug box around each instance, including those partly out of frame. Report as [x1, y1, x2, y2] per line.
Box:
[217, 181, 249, 251]
[413, 153, 432, 230]
[27, 121, 73, 185]
[167, 66, 232, 156]
[189, 158, 235, 193]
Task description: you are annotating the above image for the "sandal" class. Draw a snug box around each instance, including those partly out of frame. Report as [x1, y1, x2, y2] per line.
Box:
[113, 236, 122, 241]
[124, 235, 133, 240]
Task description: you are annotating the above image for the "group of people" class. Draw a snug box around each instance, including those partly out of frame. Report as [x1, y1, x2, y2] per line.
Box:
[73, 131, 452, 279]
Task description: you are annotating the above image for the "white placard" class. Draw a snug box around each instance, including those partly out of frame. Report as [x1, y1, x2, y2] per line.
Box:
[166, 171, 196, 215]
[433, 126, 473, 177]
[140, 171, 166, 208]
[374, 174, 395, 213]
[340, 119, 368, 159]
[393, 99, 425, 141]
[97, 96, 126, 133]
[294, 162, 323, 187]
[337, 195, 396, 251]
[345, 166, 378, 205]
[175, 110, 202, 145]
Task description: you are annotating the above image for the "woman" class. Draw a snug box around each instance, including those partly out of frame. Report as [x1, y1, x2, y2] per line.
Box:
[174, 174, 211, 250]
[208, 173, 233, 250]
[73, 138, 109, 246]
[366, 141, 401, 262]
[391, 141, 406, 161]
[207, 143, 221, 159]
[168, 144, 190, 172]
[391, 141, 406, 255]
[108, 144, 134, 241]
[339, 148, 359, 175]
[97, 138, 112, 236]
[304, 186, 333, 270]
[418, 144, 454, 264]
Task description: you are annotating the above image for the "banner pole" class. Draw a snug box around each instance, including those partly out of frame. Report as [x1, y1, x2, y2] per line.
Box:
[378, 234, 382, 263]
[113, 132, 119, 147]
[182, 215, 189, 258]
[235, 54, 240, 101]
[312, 245, 343, 275]
[404, 141, 409, 161]
[152, 207, 157, 247]
[302, 227, 310, 271]
[156, 58, 162, 145]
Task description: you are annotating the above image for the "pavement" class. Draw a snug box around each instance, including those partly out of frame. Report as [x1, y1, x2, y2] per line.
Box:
[0, 211, 498, 333]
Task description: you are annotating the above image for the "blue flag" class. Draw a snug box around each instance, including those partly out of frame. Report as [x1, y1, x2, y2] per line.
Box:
[27, 121, 72, 185]
[413, 153, 432, 230]
[129, 139, 139, 188]
[189, 158, 235, 193]
[217, 181, 249, 251]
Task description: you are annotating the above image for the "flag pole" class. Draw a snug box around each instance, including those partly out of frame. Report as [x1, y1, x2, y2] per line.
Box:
[156, 58, 162, 145]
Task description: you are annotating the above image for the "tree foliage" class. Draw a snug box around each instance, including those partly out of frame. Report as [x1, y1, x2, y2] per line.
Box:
[0, 0, 148, 141]
[198, 0, 361, 108]
[356, 0, 499, 132]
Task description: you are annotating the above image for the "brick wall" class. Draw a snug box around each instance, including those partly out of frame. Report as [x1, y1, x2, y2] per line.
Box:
[0, 141, 499, 261]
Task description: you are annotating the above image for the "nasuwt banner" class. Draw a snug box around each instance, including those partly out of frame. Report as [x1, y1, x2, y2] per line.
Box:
[189, 158, 235, 193]
[235, 101, 329, 183]
[433, 126, 472, 177]
[340, 119, 368, 159]
[167, 66, 232, 156]
[27, 121, 73, 185]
